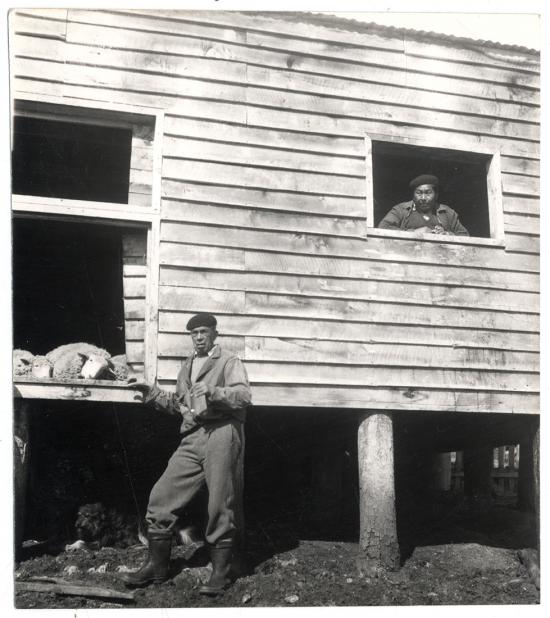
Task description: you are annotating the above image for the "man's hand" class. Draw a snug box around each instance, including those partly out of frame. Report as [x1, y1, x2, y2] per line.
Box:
[125, 378, 151, 394]
[191, 382, 210, 398]
[413, 226, 432, 236]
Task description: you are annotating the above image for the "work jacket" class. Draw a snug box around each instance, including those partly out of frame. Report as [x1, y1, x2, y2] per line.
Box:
[378, 201, 469, 236]
[145, 345, 251, 433]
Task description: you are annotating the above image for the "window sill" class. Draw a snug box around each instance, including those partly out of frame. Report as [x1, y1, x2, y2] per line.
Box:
[13, 377, 146, 404]
[367, 227, 505, 248]
[12, 194, 158, 222]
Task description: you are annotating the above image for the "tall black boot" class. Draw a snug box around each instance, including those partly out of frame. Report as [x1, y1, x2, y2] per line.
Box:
[121, 528, 172, 587]
[199, 543, 235, 596]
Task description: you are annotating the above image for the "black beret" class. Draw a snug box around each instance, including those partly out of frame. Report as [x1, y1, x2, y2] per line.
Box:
[186, 312, 217, 331]
[409, 174, 439, 190]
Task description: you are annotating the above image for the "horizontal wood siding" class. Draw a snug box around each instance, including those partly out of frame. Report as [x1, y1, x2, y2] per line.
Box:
[11, 9, 540, 413]
[122, 231, 148, 373]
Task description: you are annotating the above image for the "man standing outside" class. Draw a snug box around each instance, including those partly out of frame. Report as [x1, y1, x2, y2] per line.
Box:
[378, 174, 469, 236]
[121, 312, 251, 595]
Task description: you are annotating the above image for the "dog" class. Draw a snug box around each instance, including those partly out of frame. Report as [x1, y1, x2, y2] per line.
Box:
[67, 502, 203, 552]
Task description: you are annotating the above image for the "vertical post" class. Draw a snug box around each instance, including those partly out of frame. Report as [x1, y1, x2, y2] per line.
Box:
[432, 452, 452, 492]
[357, 411, 400, 576]
[463, 445, 493, 512]
[508, 444, 517, 469]
[14, 399, 31, 557]
[518, 434, 535, 511]
[498, 446, 506, 469]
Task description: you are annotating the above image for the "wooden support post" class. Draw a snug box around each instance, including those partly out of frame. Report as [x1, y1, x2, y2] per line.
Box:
[463, 445, 494, 511]
[518, 433, 536, 512]
[432, 452, 452, 492]
[508, 444, 517, 469]
[498, 446, 506, 469]
[357, 412, 400, 576]
[14, 399, 31, 556]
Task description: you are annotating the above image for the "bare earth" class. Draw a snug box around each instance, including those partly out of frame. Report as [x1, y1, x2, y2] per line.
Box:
[14, 504, 539, 609]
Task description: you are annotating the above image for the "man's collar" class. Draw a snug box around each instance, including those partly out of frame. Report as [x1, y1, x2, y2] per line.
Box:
[194, 344, 219, 359]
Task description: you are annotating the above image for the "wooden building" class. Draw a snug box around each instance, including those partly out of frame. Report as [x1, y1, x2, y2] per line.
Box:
[10, 10, 540, 572]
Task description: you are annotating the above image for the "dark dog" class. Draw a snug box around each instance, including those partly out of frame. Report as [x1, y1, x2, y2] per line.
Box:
[73, 502, 144, 549]
[70, 502, 202, 551]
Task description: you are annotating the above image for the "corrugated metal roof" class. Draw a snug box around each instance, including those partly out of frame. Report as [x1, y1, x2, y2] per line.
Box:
[245, 11, 540, 56]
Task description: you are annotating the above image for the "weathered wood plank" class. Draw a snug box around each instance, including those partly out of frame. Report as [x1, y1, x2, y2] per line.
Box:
[245, 106, 539, 160]
[157, 358, 538, 392]
[15, 34, 248, 83]
[503, 196, 539, 217]
[245, 66, 539, 131]
[504, 213, 539, 236]
[502, 173, 540, 197]
[162, 135, 365, 176]
[123, 277, 146, 299]
[505, 233, 540, 255]
[242, 336, 539, 372]
[122, 232, 147, 257]
[164, 115, 364, 158]
[161, 200, 363, 237]
[159, 312, 539, 352]
[157, 335, 245, 358]
[241, 385, 540, 414]
[124, 298, 145, 320]
[403, 36, 539, 74]
[244, 30, 540, 95]
[156, 332, 537, 372]
[126, 341, 145, 363]
[159, 267, 538, 314]
[162, 179, 365, 218]
[162, 158, 364, 197]
[153, 380, 539, 413]
[158, 285, 245, 314]
[244, 291, 539, 333]
[159, 242, 245, 270]
[13, 381, 144, 403]
[10, 10, 68, 39]
[164, 116, 538, 177]
[12, 57, 247, 105]
[160, 221, 539, 273]
[242, 250, 539, 293]
[125, 320, 146, 340]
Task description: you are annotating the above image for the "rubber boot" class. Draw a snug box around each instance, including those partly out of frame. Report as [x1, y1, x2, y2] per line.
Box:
[199, 544, 234, 596]
[121, 528, 172, 587]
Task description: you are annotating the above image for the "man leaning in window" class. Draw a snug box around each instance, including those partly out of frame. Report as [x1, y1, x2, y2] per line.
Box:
[378, 174, 469, 236]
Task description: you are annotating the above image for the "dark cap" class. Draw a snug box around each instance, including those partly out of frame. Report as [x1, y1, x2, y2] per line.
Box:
[186, 312, 217, 331]
[409, 174, 439, 190]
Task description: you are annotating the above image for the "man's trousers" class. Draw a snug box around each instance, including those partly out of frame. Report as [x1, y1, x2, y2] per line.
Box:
[146, 417, 244, 546]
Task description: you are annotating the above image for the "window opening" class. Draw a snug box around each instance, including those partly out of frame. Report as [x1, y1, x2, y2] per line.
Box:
[371, 141, 495, 239]
[12, 116, 132, 203]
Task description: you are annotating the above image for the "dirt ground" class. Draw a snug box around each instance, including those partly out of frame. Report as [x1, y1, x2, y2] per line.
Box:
[13, 501, 540, 609]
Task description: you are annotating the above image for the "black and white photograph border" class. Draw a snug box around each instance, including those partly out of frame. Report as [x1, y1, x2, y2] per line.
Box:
[1, 0, 548, 616]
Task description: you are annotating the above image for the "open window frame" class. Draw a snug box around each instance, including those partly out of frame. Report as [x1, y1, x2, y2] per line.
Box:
[365, 132, 505, 247]
[11, 94, 164, 394]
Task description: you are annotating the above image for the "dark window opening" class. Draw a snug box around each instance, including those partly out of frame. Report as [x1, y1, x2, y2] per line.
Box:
[12, 116, 132, 203]
[12, 218, 126, 357]
[372, 141, 491, 238]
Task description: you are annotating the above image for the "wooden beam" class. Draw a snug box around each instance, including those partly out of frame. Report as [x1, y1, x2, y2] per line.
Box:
[13, 380, 145, 403]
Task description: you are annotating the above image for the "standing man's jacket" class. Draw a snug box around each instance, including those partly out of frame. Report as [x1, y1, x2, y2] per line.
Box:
[144, 345, 251, 433]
